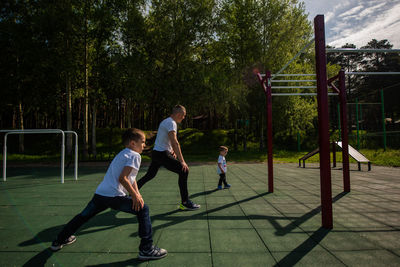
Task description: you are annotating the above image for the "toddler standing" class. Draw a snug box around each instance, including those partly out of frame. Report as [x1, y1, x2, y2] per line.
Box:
[217, 146, 231, 190]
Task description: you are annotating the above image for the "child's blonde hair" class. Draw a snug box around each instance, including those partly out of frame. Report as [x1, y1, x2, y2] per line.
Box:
[219, 146, 228, 152]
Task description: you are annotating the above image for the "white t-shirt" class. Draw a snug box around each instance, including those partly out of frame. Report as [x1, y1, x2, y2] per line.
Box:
[153, 117, 177, 152]
[95, 148, 141, 197]
[217, 155, 227, 174]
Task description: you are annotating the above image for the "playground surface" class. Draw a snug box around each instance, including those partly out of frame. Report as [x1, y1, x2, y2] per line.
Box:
[1, 162, 400, 266]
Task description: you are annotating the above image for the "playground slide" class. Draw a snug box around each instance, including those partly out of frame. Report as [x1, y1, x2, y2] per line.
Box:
[299, 142, 371, 171]
[336, 141, 371, 171]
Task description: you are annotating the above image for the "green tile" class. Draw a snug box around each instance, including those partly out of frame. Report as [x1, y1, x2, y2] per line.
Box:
[319, 232, 380, 250]
[258, 229, 324, 252]
[272, 250, 345, 266]
[157, 229, 210, 253]
[335, 250, 400, 267]
[148, 252, 211, 267]
[210, 229, 267, 253]
[213, 252, 276, 266]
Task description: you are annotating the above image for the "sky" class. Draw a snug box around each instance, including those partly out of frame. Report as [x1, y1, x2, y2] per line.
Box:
[302, 0, 400, 48]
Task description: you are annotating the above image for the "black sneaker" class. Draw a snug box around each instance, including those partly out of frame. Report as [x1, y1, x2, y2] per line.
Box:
[50, 235, 76, 251]
[138, 245, 168, 260]
[179, 199, 201, 211]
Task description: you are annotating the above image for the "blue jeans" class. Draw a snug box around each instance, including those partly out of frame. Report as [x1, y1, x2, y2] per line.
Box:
[56, 194, 153, 251]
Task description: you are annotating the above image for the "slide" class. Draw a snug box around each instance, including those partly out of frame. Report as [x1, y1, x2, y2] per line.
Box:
[299, 142, 371, 171]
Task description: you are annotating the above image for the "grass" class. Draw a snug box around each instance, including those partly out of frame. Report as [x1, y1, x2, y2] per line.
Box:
[2, 148, 400, 167]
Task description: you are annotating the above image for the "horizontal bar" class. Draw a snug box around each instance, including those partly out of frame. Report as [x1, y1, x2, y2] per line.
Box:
[271, 80, 316, 83]
[272, 93, 338, 96]
[0, 129, 64, 133]
[326, 48, 400, 53]
[274, 74, 316, 77]
[260, 74, 316, 77]
[272, 86, 317, 89]
[346, 72, 400, 75]
[348, 102, 381, 105]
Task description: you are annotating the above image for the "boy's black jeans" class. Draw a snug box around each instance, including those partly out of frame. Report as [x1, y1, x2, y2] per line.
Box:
[137, 150, 189, 203]
[56, 194, 153, 251]
[218, 173, 228, 187]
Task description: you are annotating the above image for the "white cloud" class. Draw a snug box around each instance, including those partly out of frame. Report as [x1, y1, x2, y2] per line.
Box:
[328, 1, 400, 47]
[338, 5, 363, 18]
[302, 0, 400, 48]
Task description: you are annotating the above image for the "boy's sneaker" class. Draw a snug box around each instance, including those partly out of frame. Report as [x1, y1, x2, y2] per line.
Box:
[179, 199, 201, 211]
[224, 184, 231, 189]
[217, 185, 223, 190]
[50, 235, 76, 251]
[138, 245, 167, 260]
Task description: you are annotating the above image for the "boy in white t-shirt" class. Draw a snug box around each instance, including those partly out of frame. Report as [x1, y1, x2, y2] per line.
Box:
[217, 146, 231, 190]
[50, 129, 167, 261]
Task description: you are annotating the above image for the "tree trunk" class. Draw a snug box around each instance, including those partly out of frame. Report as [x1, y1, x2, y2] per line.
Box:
[83, 2, 89, 159]
[66, 73, 73, 155]
[18, 101, 25, 153]
[91, 102, 97, 159]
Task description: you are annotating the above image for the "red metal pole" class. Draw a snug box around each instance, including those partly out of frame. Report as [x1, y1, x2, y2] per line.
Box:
[266, 71, 274, 193]
[314, 15, 333, 229]
[339, 70, 350, 192]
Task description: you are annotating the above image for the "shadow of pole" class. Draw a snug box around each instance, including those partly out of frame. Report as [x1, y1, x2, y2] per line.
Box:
[273, 227, 331, 267]
[22, 248, 54, 267]
[275, 192, 348, 236]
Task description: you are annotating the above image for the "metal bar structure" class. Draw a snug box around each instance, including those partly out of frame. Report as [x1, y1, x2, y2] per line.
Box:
[356, 98, 360, 150]
[339, 70, 350, 192]
[271, 80, 317, 83]
[64, 131, 79, 181]
[271, 86, 317, 89]
[256, 72, 274, 193]
[271, 93, 338, 96]
[272, 38, 315, 79]
[255, 14, 400, 229]
[348, 102, 381, 105]
[314, 15, 333, 229]
[326, 48, 400, 53]
[1, 129, 78, 183]
[346, 72, 400, 75]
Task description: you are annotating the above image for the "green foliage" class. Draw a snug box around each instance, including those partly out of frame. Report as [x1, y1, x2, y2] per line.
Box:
[1, 0, 398, 155]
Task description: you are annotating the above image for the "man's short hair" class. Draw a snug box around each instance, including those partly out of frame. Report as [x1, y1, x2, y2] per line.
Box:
[172, 105, 186, 115]
[122, 128, 145, 146]
[219, 146, 228, 152]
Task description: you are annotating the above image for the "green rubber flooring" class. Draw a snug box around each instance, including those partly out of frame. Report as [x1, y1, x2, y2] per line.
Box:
[1, 163, 400, 266]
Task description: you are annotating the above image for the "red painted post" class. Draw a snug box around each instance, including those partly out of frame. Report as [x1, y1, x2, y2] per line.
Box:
[339, 70, 350, 192]
[314, 15, 333, 229]
[265, 71, 274, 193]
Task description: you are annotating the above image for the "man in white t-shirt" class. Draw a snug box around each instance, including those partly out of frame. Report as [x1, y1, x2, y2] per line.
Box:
[137, 105, 200, 211]
[50, 129, 167, 261]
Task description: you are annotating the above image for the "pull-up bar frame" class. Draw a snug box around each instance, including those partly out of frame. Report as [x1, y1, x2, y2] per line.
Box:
[256, 14, 399, 230]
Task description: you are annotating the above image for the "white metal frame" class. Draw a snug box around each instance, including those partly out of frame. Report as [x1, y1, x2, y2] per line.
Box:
[272, 93, 338, 96]
[1, 129, 78, 183]
[326, 48, 400, 53]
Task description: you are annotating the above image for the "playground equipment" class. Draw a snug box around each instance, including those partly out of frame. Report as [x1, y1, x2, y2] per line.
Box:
[1, 129, 78, 183]
[256, 15, 400, 229]
[299, 141, 371, 171]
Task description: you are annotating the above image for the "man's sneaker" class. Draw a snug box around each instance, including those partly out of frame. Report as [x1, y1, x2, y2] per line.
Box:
[224, 184, 231, 189]
[50, 235, 76, 251]
[179, 200, 201, 211]
[217, 185, 223, 190]
[138, 245, 167, 260]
